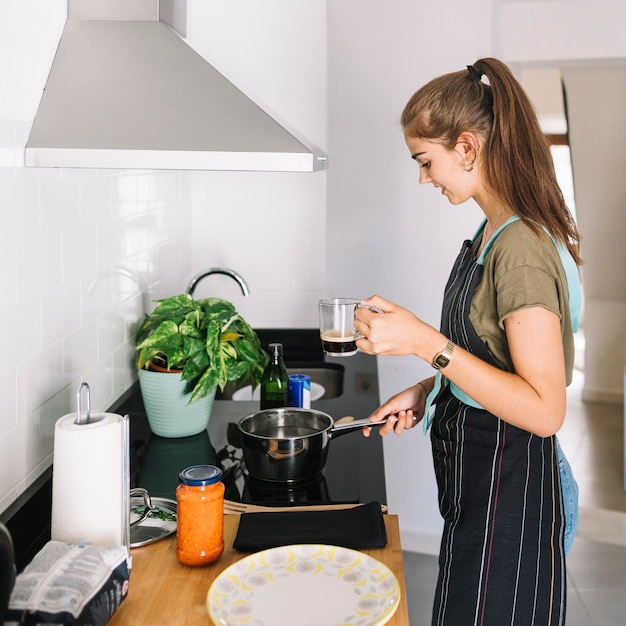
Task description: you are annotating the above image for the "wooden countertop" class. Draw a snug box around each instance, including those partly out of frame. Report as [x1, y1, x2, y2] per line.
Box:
[109, 514, 409, 625]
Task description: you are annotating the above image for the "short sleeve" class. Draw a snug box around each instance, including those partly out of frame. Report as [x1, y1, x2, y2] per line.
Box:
[494, 261, 562, 328]
[469, 220, 575, 382]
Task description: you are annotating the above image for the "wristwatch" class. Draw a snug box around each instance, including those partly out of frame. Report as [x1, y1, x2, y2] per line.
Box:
[432, 340, 455, 370]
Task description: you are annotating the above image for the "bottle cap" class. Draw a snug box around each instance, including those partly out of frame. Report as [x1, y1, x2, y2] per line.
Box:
[268, 342, 283, 356]
[179, 465, 223, 486]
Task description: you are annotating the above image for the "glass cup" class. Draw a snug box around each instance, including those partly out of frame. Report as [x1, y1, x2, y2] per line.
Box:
[318, 298, 361, 357]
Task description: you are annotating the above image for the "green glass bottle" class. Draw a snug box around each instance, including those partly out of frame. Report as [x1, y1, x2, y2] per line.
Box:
[260, 343, 289, 409]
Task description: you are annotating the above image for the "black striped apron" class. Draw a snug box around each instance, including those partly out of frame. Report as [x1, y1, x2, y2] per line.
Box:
[430, 236, 566, 626]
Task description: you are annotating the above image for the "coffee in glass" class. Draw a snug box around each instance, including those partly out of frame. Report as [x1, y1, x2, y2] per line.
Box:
[318, 298, 360, 357]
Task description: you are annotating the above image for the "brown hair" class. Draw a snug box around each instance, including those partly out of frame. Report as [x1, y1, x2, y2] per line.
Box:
[401, 57, 582, 265]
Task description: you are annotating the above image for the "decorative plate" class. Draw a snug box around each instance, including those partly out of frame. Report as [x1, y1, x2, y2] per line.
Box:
[207, 544, 400, 626]
[232, 382, 326, 402]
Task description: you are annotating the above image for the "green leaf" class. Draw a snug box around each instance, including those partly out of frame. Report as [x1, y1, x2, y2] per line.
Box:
[136, 320, 181, 350]
[152, 294, 197, 317]
[220, 341, 238, 361]
[190, 367, 218, 403]
[180, 336, 209, 376]
[226, 360, 248, 382]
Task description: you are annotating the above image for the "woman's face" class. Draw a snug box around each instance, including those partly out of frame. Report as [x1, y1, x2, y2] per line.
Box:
[404, 135, 475, 205]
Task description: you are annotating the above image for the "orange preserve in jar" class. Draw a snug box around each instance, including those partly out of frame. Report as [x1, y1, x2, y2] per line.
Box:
[176, 465, 225, 566]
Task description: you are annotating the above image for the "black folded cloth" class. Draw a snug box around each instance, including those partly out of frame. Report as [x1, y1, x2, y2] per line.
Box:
[233, 501, 387, 552]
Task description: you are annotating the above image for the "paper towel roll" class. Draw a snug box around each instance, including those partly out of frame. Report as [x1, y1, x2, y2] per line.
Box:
[52, 412, 127, 547]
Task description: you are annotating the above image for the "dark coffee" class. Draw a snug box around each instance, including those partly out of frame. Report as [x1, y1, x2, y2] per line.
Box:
[321, 332, 357, 356]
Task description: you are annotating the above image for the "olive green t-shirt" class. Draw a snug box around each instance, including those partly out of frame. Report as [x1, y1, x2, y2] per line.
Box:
[470, 219, 576, 385]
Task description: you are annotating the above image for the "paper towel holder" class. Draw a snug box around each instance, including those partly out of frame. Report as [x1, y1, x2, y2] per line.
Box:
[75, 382, 103, 425]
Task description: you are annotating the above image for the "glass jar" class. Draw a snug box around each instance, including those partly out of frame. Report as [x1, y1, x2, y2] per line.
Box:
[176, 465, 224, 566]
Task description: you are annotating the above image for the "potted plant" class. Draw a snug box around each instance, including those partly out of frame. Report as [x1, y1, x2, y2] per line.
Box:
[135, 294, 268, 438]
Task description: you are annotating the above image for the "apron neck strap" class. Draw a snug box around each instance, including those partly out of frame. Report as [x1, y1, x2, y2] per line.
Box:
[475, 215, 520, 265]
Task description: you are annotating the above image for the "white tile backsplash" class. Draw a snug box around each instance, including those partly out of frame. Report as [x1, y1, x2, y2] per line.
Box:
[40, 177, 81, 235]
[1, 296, 41, 364]
[17, 233, 63, 300]
[16, 340, 65, 418]
[0, 240, 17, 308]
[0, 432, 19, 514]
[0, 164, 192, 513]
[41, 281, 82, 346]
[62, 225, 99, 284]
[80, 175, 113, 225]
[0, 368, 17, 437]
[187, 169, 326, 329]
[63, 321, 99, 381]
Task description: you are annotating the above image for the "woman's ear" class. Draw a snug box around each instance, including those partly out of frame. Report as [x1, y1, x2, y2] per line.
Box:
[456, 131, 480, 171]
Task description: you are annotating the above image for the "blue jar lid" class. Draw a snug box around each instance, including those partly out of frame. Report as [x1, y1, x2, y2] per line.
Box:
[179, 465, 223, 486]
[288, 374, 311, 383]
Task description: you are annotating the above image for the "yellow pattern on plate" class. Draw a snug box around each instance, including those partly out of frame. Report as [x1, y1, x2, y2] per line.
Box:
[207, 544, 400, 626]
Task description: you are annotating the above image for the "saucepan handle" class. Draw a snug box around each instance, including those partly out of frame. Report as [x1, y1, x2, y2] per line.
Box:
[330, 416, 388, 434]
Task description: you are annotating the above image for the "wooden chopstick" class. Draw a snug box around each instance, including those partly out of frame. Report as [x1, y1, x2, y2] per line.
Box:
[223, 500, 387, 514]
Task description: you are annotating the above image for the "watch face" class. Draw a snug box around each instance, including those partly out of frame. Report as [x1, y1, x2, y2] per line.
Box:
[434, 354, 449, 368]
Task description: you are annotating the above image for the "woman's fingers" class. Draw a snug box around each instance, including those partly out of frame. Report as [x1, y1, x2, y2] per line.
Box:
[367, 410, 420, 437]
[364, 384, 425, 438]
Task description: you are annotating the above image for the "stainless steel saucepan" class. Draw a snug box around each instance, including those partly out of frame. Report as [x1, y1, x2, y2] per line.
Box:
[237, 408, 387, 483]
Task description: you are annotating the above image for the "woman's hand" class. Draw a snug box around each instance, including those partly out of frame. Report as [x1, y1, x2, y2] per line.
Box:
[362, 382, 430, 437]
[355, 295, 440, 359]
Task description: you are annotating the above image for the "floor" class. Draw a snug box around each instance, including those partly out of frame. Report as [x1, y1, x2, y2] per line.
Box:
[402, 368, 626, 625]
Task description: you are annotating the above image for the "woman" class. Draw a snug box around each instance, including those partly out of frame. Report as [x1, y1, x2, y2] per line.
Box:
[355, 58, 581, 626]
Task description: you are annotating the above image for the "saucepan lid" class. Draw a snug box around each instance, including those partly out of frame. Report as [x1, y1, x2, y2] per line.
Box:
[129, 489, 177, 548]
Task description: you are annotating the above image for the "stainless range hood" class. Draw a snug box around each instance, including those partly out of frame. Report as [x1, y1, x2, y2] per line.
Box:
[25, 1, 327, 172]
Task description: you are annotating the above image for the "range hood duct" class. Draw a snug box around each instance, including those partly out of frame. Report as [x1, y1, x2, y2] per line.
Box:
[25, 1, 327, 172]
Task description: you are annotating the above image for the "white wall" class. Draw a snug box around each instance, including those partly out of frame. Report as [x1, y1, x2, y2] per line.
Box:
[500, 0, 626, 404]
[560, 67, 626, 403]
[500, 0, 626, 65]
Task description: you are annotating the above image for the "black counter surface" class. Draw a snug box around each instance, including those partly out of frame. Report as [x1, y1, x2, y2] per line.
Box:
[127, 329, 387, 507]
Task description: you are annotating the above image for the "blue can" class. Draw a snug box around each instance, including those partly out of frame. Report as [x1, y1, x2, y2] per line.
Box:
[288, 374, 311, 409]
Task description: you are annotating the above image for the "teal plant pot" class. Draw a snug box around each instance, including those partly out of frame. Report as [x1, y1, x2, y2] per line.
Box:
[138, 368, 216, 438]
